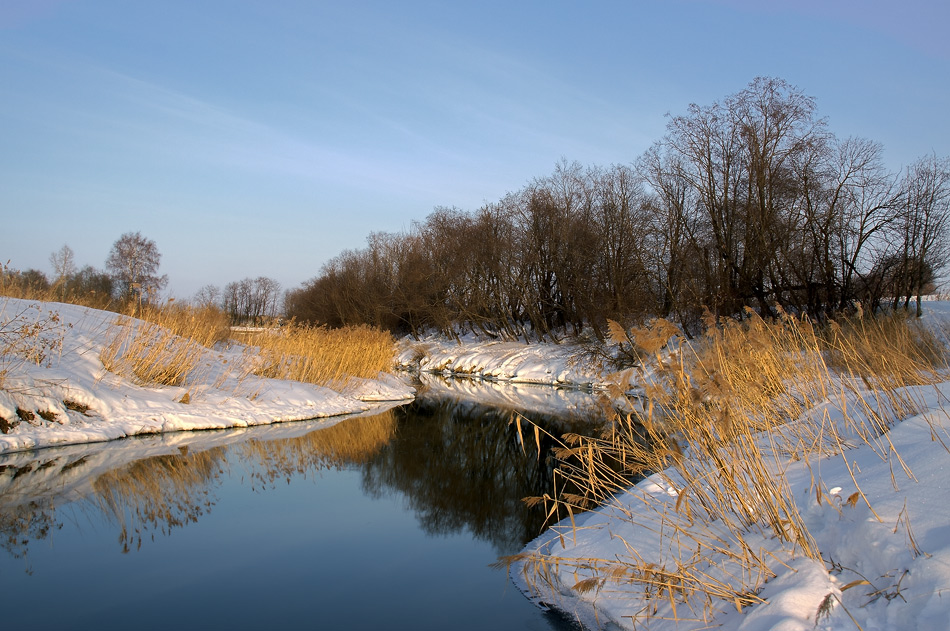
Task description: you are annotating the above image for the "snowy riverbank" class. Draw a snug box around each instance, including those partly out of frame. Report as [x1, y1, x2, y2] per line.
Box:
[0, 298, 413, 455]
[400, 309, 950, 630]
[395, 331, 620, 388]
[505, 305, 950, 631]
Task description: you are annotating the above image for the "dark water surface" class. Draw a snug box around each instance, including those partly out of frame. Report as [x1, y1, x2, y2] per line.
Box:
[0, 384, 605, 630]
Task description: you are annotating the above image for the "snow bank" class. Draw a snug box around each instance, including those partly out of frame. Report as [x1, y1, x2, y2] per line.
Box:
[510, 381, 950, 630]
[396, 333, 610, 388]
[506, 305, 950, 631]
[0, 298, 413, 455]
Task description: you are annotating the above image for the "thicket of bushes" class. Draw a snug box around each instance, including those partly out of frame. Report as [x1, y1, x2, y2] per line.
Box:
[286, 78, 949, 339]
[1, 263, 116, 310]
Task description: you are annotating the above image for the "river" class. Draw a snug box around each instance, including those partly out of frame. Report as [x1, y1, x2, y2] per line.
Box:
[0, 377, 613, 630]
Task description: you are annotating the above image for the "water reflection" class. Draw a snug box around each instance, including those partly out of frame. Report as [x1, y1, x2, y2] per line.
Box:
[0, 410, 399, 563]
[93, 446, 226, 552]
[363, 393, 604, 553]
[0, 379, 610, 562]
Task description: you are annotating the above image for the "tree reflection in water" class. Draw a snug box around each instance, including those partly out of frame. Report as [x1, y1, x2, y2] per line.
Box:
[361, 395, 605, 555]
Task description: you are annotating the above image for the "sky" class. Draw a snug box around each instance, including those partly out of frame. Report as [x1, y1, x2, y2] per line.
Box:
[2, 0, 949, 299]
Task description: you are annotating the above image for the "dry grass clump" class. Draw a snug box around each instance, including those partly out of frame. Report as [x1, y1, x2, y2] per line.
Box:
[134, 301, 231, 349]
[823, 310, 946, 389]
[99, 307, 395, 396]
[506, 309, 947, 625]
[242, 322, 395, 388]
[99, 316, 208, 389]
[0, 300, 70, 396]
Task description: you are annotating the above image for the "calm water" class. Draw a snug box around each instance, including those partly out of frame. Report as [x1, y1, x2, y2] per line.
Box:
[0, 382, 607, 630]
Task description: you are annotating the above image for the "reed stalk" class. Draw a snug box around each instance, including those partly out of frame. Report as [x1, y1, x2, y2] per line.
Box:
[505, 309, 947, 625]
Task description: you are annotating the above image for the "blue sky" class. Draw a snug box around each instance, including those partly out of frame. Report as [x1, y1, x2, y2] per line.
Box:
[2, 0, 948, 298]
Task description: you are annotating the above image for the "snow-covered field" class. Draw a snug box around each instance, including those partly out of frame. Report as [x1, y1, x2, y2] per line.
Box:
[4, 297, 950, 630]
[0, 298, 413, 454]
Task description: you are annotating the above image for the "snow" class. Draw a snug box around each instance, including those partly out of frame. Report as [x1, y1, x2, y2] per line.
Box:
[397, 333, 607, 388]
[0, 298, 413, 454]
[5, 296, 950, 630]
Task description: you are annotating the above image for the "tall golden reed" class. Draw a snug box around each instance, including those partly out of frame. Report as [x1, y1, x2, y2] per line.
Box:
[505, 309, 947, 625]
[241, 322, 395, 388]
[97, 304, 394, 396]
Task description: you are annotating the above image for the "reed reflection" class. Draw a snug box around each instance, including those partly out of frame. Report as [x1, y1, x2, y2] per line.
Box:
[360, 394, 605, 555]
[0, 409, 398, 564]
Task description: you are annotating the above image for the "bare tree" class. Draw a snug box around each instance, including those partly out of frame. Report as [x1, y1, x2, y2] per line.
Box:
[193, 284, 221, 309]
[281, 80, 946, 334]
[49, 244, 77, 299]
[223, 277, 283, 325]
[105, 232, 167, 303]
[66, 265, 114, 308]
[49, 244, 76, 283]
[894, 155, 950, 316]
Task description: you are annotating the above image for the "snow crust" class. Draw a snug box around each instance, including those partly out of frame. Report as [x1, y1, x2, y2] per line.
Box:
[0, 298, 413, 455]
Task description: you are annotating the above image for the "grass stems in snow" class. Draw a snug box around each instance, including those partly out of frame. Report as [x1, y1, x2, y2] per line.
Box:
[99, 316, 208, 390]
[241, 322, 395, 388]
[505, 309, 947, 626]
[97, 305, 395, 397]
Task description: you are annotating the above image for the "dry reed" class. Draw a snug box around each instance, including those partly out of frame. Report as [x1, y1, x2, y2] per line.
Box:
[97, 302, 394, 396]
[134, 301, 231, 349]
[505, 309, 947, 625]
[3, 268, 396, 394]
[88, 410, 396, 550]
[241, 322, 395, 388]
[99, 315, 208, 390]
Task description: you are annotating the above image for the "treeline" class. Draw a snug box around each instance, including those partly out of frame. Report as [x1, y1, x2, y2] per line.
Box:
[3, 234, 283, 327]
[1, 262, 116, 309]
[287, 78, 949, 339]
[287, 78, 936, 335]
[195, 277, 283, 326]
[287, 78, 949, 338]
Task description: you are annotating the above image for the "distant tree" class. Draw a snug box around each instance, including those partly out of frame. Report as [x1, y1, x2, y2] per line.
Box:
[222, 277, 282, 325]
[892, 155, 950, 316]
[49, 244, 76, 284]
[20, 269, 51, 294]
[193, 284, 221, 309]
[105, 232, 167, 303]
